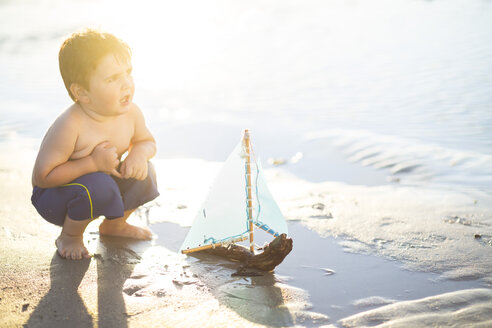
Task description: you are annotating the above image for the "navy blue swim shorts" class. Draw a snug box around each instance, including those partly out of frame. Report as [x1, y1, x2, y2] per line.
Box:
[31, 162, 159, 226]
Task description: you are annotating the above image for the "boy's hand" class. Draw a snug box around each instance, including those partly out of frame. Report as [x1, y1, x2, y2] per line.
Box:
[119, 153, 148, 180]
[90, 141, 122, 178]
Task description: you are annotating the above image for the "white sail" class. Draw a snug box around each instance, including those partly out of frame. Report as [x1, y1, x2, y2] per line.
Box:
[252, 160, 288, 237]
[180, 135, 288, 253]
[180, 141, 248, 252]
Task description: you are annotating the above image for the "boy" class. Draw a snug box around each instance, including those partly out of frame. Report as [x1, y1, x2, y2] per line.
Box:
[31, 29, 159, 260]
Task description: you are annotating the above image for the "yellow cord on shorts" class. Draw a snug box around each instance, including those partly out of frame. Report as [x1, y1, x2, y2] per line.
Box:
[62, 183, 94, 218]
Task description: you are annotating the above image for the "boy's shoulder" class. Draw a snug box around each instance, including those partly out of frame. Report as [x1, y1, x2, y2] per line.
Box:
[51, 103, 144, 133]
[122, 103, 146, 124]
[51, 104, 83, 131]
[127, 103, 144, 117]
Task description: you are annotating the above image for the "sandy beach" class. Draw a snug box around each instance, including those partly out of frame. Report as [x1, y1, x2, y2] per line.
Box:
[1, 1, 492, 326]
[1, 140, 491, 328]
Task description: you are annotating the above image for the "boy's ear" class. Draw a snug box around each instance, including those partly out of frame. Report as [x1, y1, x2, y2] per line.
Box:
[69, 83, 90, 104]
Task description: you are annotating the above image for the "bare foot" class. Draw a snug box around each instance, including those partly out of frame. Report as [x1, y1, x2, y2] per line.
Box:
[55, 232, 91, 260]
[99, 220, 153, 240]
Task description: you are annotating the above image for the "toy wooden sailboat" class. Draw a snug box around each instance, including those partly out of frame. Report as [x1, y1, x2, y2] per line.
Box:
[180, 130, 292, 273]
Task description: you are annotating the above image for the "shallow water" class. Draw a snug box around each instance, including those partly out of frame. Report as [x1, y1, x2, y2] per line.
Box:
[278, 222, 482, 322]
[1, 0, 492, 194]
[151, 220, 483, 325]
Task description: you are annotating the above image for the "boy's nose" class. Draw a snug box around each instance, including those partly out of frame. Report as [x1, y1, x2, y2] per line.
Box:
[122, 75, 134, 90]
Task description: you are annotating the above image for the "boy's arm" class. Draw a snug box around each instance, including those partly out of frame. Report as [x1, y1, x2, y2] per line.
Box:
[119, 105, 156, 180]
[32, 113, 120, 188]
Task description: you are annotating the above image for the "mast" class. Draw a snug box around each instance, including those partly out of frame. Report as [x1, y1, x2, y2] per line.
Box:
[244, 129, 254, 253]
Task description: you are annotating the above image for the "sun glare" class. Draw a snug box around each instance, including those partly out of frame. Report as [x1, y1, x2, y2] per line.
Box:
[95, 0, 230, 94]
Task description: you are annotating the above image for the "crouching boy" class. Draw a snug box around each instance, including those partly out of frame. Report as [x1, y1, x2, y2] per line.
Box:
[31, 29, 159, 260]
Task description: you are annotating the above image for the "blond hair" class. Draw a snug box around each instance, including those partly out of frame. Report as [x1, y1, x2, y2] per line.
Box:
[59, 29, 131, 101]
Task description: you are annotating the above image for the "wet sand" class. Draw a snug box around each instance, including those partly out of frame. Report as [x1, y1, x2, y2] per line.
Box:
[1, 143, 491, 327]
[152, 220, 483, 324]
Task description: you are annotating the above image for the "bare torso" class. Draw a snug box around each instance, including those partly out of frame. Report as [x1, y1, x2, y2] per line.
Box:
[70, 105, 135, 160]
[31, 101, 155, 188]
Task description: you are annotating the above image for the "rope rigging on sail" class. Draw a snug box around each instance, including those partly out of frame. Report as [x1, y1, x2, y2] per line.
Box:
[180, 129, 288, 254]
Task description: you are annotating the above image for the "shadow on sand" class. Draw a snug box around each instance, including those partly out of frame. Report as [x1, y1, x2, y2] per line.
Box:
[25, 236, 149, 328]
[153, 221, 296, 327]
[24, 252, 93, 328]
[190, 252, 295, 327]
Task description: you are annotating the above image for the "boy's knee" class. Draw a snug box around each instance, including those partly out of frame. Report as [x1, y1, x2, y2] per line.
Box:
[142, 162, 158, 195]
[113, 162, 159, 211]
[72, 172, 124, 218]
[147, 161, 157, 181]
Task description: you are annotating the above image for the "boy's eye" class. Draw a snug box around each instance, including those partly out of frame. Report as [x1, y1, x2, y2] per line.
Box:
[106, 69, 131, 83]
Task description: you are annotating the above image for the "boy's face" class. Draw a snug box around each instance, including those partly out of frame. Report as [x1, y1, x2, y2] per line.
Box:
[83, 53, 134, 116]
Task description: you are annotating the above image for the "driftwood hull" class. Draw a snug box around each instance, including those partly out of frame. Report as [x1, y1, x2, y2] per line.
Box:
[204, 233, 293, 274]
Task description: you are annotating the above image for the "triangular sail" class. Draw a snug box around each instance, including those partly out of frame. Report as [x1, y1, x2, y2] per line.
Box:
[180, 141, 248, 252]
[180, 134, 288, 253]
[252, 160, 288, 237]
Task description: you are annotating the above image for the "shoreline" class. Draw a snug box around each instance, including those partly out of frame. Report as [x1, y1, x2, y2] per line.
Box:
[151, 220, 485, 324]
[1, 143, 491, 327]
